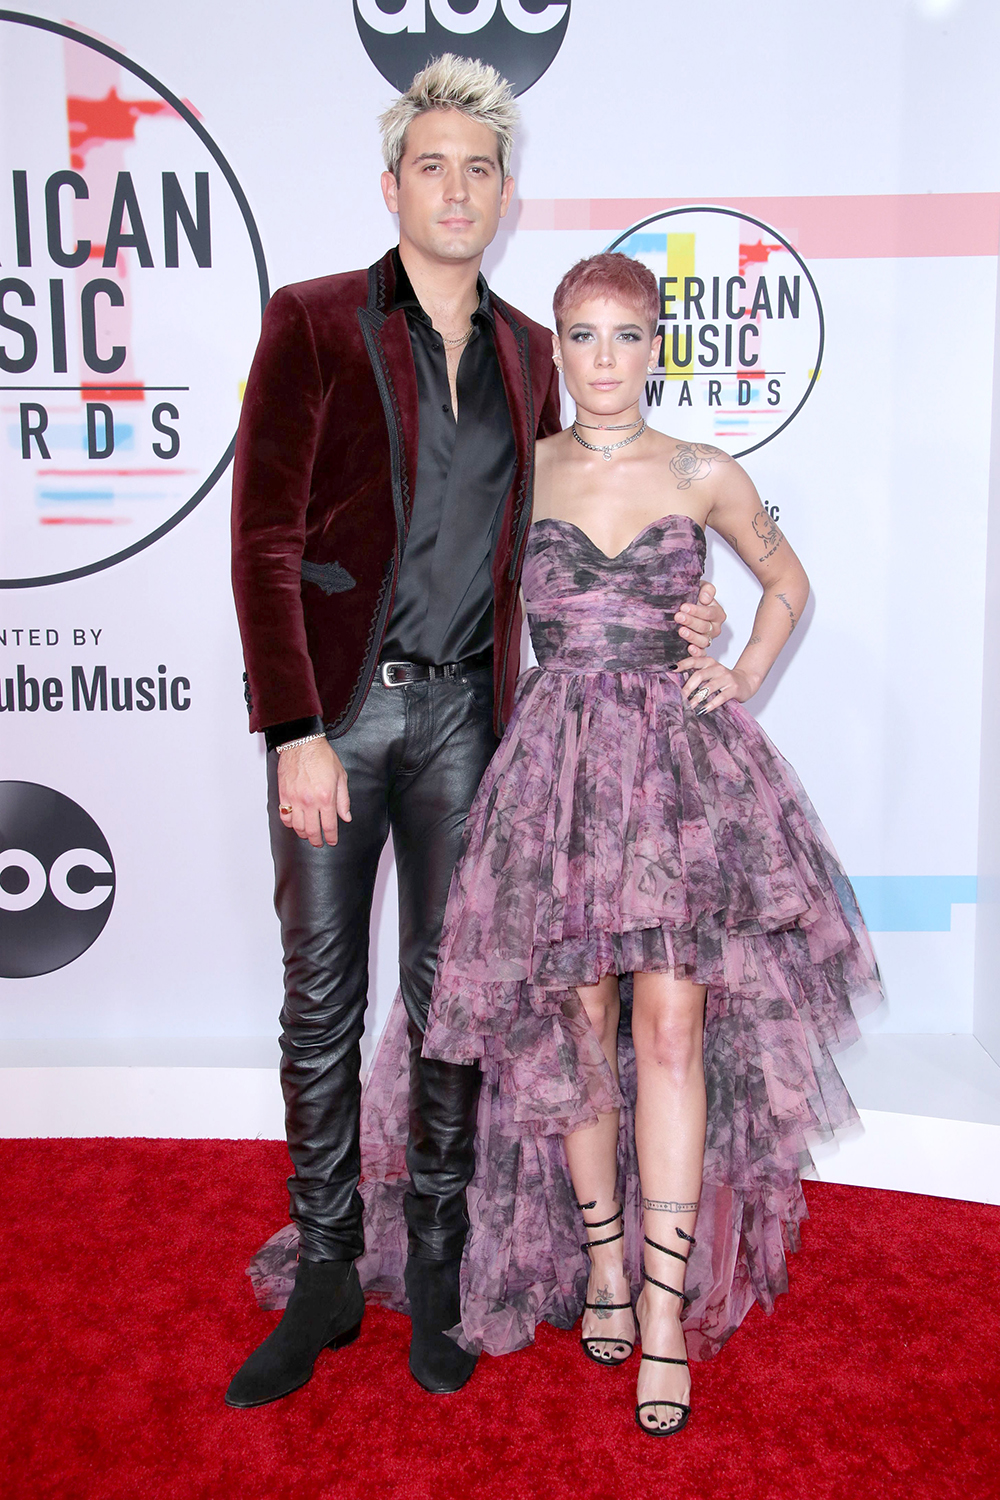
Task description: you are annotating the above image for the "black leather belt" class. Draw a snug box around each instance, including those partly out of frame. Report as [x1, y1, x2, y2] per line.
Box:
[378, 650, 492, 688]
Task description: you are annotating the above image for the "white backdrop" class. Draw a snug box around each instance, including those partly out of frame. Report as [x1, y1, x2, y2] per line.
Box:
[2, 1, 999, 1110]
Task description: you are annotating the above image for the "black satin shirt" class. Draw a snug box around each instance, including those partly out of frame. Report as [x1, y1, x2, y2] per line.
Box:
[263, 251, 516, 750]
[379, 251, 516, 666]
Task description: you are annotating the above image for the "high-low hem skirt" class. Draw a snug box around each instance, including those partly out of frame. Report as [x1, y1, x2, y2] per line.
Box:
[247, 665, 883, 1363]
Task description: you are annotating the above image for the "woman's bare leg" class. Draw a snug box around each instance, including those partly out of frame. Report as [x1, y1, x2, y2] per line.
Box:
[562, 974, 634, 1361]
[631, 971, 707, 1432]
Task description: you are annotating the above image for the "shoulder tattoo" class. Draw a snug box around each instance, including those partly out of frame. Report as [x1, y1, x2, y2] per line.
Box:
[670, 442, 732, 490]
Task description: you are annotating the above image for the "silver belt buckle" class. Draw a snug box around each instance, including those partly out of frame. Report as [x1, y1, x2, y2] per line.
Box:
[380, 661, 409, 687]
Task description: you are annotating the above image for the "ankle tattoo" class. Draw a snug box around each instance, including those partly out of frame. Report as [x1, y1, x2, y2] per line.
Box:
[593, 1285, 615, 1320]
[642, 1198, 699, 1213]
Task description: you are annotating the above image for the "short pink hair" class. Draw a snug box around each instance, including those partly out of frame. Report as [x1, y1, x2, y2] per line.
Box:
[553, 252, 659, 334]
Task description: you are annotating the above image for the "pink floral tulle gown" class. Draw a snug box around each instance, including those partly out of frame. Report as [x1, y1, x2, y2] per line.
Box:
[249, 513, 883, 1361]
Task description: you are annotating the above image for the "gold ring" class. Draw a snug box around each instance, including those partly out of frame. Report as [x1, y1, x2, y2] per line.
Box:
[693, 686, 710, 704]
[278, 804, 293, 815]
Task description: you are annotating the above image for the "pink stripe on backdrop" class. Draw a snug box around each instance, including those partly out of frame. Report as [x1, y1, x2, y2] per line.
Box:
[514, 194, 1000, 258]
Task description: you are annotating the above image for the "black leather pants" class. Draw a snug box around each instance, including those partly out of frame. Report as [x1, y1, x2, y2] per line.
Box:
[267, 667, 497, 1264]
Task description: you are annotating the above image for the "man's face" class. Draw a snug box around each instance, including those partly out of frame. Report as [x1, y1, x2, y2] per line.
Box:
[382, 108, 514, 265]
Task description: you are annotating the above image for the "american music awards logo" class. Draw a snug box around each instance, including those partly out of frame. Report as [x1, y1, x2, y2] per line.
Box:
[609, 207, 825, 458]
[354, 0, 570, 95]
[0, 12, 268, 589]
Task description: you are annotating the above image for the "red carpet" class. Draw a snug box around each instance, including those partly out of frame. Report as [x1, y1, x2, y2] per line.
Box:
[1, 1140, 997, 1500]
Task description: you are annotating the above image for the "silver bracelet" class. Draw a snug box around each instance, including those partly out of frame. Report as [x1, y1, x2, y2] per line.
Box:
[276, 731, 326, 755]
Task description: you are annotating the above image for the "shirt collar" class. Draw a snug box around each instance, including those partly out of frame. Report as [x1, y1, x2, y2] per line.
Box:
[390, 247, 494, 327]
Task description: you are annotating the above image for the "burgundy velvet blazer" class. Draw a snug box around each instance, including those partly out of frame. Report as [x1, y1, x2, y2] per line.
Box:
[231, 248, 562, 737]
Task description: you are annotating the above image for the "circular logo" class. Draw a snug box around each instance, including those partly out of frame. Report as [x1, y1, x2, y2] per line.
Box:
[0, 12, 268, 589]
[608, 206, 824, 458]
[0, 780, 116, 978]
[354, 0, 570, 96]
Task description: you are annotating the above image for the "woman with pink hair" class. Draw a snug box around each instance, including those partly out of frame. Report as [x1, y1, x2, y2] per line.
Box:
[391, 250, 882, 1435]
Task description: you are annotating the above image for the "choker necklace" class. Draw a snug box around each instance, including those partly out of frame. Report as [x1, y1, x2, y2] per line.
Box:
[574, 417, 643, 431]
[572, 417, 646, 461]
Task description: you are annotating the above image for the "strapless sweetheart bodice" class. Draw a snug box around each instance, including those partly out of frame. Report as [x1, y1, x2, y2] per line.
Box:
[522, 513, 706, 672]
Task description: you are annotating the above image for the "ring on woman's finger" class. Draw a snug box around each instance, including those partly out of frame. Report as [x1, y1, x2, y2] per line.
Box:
[692, 685, 710, 704]
[278, 804, 293, 815]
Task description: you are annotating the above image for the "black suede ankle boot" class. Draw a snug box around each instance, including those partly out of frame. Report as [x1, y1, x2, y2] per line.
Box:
[405, 1256, 479, 1394]
[225, 1256, 365, 1408]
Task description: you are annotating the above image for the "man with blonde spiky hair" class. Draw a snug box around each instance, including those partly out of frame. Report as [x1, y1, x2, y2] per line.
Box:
[229, 54, 724, 1408]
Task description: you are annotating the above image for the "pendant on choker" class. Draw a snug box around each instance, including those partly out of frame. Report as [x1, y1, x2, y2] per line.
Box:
[571, 418, 647, 461]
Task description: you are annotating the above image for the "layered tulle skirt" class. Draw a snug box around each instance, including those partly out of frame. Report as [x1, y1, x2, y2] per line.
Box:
[249, 664, 881, 1361]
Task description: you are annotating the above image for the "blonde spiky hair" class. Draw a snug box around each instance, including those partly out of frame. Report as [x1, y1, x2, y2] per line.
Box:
[379, 54, 519, 181]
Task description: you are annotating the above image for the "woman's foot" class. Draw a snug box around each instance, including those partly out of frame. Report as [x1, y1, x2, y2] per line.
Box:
[581, 1249, 635, 1365]
[635, 1284, 691, 1433]
[578, 1201, 635, 1366]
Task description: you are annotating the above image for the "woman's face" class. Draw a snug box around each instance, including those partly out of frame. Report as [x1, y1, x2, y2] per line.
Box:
[554, 297, 660, 418]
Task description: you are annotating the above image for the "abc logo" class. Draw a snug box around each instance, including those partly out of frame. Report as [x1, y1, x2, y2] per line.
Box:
[0, 781, 115, 978]
[354, 0, 570, 96]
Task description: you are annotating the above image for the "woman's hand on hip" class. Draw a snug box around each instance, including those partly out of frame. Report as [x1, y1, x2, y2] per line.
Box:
[677, 657, 754, 716]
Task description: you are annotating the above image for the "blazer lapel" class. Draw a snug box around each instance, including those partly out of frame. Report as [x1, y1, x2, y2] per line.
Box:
[357, 251, 420, 547]
[492, 304, 536, 581]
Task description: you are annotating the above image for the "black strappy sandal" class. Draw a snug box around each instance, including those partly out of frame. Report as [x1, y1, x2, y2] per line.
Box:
[635, 1227, 695, 1436]
[577, 1200, 635, 1368]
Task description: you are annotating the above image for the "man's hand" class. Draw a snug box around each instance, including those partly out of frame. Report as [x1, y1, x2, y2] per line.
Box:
[277, 737, 351, 848]
[674, 581, 726, 656]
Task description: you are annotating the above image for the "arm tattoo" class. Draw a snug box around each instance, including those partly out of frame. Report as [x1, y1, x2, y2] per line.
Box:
[670, 442, 732, 490]
[593, 1285, 615, 1319]
[642, 1198, 699, 1213]
[748, 634, 762, 646]
[776, 592, 797, 633]
[752, 508, 783, 561]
